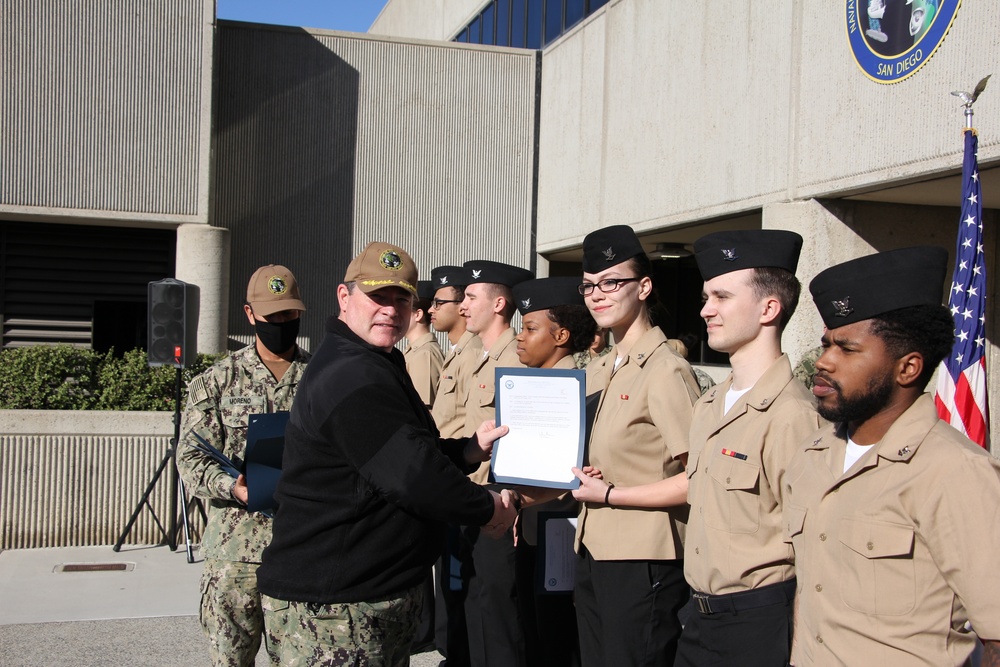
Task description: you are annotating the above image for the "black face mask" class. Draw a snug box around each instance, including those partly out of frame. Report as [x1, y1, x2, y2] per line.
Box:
[255, 318, 300, 354]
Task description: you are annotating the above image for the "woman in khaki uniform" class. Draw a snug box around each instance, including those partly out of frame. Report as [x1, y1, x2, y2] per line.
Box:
[511, 276, 598, 667]
[571, 225, 700, 667]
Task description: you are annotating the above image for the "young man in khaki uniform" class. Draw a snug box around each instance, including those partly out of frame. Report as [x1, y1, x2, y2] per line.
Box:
[177, 264, 309, 667]
[403, 280, 445, 410]
[429, 264, 482, 667]
[459, 259, 533, 667]
[787, 246, 1000, 666]
[676, 230, 822, 666]
[430, 265, 483, 439]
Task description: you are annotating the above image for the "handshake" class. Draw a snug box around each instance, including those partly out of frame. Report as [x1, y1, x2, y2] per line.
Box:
[482, 488, 523, 539]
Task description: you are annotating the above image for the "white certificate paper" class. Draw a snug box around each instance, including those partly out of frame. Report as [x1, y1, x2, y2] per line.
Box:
[491, 367, 586, 489]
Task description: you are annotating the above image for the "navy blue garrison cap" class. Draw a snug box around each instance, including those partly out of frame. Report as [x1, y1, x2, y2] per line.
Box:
[809, 246, 947, 328]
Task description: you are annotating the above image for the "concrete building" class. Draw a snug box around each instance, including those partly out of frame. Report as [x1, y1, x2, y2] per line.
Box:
[372, 0, 1000, 445]
[2, 0, 999, 447]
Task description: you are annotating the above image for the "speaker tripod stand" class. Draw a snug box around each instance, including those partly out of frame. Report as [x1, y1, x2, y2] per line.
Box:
[113, 366, 204, 562]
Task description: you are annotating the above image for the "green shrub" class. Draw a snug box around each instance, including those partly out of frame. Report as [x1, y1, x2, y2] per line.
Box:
[0, 345, 223, 411]
[0, 345, 104, 410]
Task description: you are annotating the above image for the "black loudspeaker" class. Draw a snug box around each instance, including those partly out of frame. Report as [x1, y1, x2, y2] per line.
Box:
[147, 279, 200, 368]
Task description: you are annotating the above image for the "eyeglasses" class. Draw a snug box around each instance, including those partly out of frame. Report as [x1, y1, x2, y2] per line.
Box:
[578, 277, 641, 296]
[431, 298, 463, 308]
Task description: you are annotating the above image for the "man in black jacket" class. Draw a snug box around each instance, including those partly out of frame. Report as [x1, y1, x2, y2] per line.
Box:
[258, 242, 518, 666]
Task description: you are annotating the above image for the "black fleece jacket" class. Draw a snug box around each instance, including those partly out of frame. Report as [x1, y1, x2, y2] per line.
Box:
[257, 316, 495, 604]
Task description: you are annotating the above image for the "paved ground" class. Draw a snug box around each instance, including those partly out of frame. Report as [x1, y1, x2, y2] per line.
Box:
[0, 545, 443, 667]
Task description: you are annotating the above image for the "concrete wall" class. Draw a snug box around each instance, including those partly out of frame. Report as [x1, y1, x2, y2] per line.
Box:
[212, 23, 539, 351]
[534, 0, 1000, 252]
[0, 411, 205, 549]
[370, 0, 487, 41]
[0, 0, 215, 226]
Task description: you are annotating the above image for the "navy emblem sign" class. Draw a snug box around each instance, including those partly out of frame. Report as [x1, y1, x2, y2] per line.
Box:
[846, 0, 961, 83]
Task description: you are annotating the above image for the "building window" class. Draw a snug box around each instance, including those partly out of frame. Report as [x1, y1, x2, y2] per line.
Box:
[456, 0, 607, 48]
[496, 0, 511, 46]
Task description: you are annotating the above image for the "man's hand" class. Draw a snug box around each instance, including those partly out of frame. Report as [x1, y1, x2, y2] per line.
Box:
[464, 421, 510, 464]
[230, 474, 249, 505]
[482, 489, 518, 538]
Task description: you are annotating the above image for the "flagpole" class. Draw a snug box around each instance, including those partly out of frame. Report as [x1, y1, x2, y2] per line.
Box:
[935, 76, 991, 448]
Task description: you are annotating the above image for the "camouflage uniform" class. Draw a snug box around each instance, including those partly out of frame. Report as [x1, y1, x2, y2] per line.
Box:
[261, 586, 421, 667]
[177, 343, 309, 667]
[691, 367, 717, 395]
[573, 345, 611, 369]
[791, 345, 822, 389]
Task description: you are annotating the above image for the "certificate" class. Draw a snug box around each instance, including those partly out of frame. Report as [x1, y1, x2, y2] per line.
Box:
[536, 512, 578, 594]
[245, 411, 290, 517]
[491, 367, 585, 489]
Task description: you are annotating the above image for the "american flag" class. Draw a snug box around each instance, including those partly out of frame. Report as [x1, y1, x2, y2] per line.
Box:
[935, 129, 989, 447]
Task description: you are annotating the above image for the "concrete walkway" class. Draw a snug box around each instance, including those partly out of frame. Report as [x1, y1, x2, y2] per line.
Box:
[0, 545, 443, 667]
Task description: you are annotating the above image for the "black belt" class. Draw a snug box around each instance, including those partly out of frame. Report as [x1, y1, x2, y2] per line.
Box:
[691, 579, 796, 615]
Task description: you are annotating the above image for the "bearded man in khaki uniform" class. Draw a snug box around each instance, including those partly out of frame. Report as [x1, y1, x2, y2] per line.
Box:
[675, 230, 822, 666]
[787, 246, 1000, 666]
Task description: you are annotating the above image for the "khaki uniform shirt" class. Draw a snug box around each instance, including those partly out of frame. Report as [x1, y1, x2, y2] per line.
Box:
[785, 394, 1000, 666]
[403, 332, 445, 408]
[520, 355, 579, 546]
[432, 331, 483, 439]
[177, 344, 309, 563]
[576, 326, 700, 560]
[465, 327, 525, 485]
[684, 355, 820, 594]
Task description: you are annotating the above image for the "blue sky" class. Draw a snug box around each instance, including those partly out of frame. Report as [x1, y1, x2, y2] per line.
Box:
[216, 0, 391, 33]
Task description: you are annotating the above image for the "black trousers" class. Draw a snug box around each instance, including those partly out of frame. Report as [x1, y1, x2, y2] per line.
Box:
[575, 547, 689, 667]
[436, 524, 472, 667]
[674, 583, 794, 667]
[515, 541, 580, 667]
[464, 525, 527, 667]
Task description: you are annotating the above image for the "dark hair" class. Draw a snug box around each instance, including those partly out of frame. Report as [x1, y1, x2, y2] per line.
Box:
[623, 253, 660, 318]
[414, 298, 433, 324]
[547, 304, 599, 353]
[444, 285, 466, 300]
[869, 304, 955, 389]
[482, 282, 516, 320]
[747, 267, 801, 330]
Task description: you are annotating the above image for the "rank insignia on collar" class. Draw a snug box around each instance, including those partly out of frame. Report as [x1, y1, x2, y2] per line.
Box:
[721, 248, 738, 261]
[832, 297, 853, 318]
[472, 269, 482, 279]
[603, 247, 615, 261]
[521, 298, 531, 309]
[898, 446, 911, 456]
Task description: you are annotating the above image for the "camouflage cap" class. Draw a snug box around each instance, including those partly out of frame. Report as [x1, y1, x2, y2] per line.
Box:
[246, 264, 306, 317]
[344, 242, 418, 297]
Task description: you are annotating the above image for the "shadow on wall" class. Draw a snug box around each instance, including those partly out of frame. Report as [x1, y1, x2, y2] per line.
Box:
[212, 23, 360, 351]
